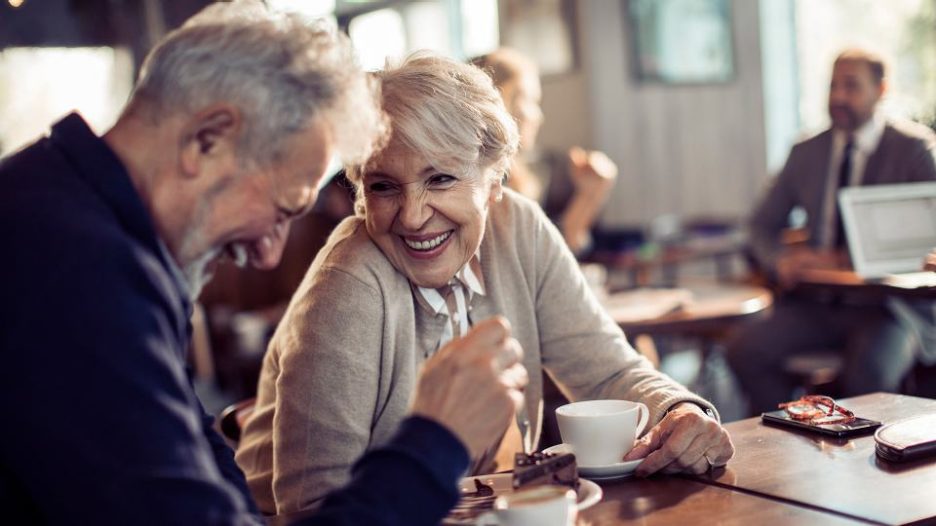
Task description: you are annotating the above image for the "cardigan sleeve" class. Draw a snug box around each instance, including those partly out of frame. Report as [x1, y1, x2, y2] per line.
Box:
[528, 205, 718, 427]
[266, 267, 386, 514]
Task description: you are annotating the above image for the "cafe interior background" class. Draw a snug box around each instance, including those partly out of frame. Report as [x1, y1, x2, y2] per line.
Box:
[2, 0, 935, 424]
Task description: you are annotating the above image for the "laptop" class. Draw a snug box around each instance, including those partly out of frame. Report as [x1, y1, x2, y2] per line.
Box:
[839, 181, 936, 288]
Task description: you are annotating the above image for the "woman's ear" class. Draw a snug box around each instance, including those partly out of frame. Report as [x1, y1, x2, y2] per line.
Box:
[490, 174, 504, 203]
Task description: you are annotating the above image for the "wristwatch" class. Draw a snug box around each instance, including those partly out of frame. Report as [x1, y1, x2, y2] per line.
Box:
[668, 402, 718, 422]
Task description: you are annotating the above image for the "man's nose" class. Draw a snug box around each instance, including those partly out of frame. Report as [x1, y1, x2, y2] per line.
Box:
[250, 222, 290, 270]
[829, 85, 847, 104]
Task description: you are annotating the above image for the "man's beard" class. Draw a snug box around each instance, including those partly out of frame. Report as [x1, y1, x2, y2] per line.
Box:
[181, 246, 218, 299]
[180, 241, 249, 299]
[829, 104, 864, 131]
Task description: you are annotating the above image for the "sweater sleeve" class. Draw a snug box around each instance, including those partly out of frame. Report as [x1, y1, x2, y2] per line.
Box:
[263, 267, 386, 513]
[296, 416, 469, 526]
[1, 244, 261, 525]
[527, 203, 718, 426]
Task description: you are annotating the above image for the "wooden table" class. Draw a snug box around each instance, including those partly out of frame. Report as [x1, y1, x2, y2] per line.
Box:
[795, 268, 936, 300]
[601, 282, 772, 390]
[269, 473, 867, 526]
[581, 476, 866, 525]
[697, 392, 936, 525]
[607, 283, 773, 336]
[269, 393, 936, 525]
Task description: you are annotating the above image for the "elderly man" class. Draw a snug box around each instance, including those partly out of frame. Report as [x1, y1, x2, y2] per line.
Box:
[0, 2, 525, 525]
[728, 48, 936, 414]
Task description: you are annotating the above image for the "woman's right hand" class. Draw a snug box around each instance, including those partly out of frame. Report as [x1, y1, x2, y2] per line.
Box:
[410, 317, 528, 458]
[567, 146, 618, 196]
[925, 249, 936, 271]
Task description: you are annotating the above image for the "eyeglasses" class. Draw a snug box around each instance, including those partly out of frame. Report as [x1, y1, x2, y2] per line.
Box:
[779, 395, 856, 425]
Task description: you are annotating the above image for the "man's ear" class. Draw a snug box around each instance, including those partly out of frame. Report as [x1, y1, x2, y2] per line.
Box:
[179, 105, 242, 178]
[877, 78, 888, 100]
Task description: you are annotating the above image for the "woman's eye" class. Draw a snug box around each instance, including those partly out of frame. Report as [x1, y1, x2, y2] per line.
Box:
[368, 182, 397, 195]
[428, 174, 457, 187]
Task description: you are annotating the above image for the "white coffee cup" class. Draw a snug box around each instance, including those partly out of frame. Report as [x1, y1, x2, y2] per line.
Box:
[477, 485, 577, 526]
[555, 399, 649, 467]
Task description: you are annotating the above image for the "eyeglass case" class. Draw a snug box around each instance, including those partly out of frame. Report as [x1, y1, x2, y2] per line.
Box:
[874, 413, 936, 463]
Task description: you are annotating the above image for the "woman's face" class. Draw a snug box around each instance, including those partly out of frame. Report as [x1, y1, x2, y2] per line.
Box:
[361, 137, 501, 288]
[503, 70, 543, 152]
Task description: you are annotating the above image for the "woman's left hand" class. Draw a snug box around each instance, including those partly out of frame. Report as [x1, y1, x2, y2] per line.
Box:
[623, 402, 734, 476]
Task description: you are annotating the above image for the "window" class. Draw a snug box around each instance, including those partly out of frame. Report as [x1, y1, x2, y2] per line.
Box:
[0, 47, 132, 156]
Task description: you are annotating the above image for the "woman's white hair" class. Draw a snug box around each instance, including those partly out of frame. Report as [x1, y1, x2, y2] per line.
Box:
[128, 0, 387, 166]
[346, 51, 519, 203]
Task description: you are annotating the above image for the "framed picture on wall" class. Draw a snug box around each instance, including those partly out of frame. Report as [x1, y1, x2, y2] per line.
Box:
[625, 0, 735, 84]
[501, 0, 578, 76]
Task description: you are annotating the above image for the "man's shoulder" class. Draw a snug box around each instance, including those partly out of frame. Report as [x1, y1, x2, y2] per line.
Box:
[0, 152, 175, 320]
[884, 119, 936, 146]
[790, 128, 833, 153]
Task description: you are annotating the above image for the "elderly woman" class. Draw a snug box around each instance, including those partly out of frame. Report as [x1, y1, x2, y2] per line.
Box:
[236, 52, 733, 514]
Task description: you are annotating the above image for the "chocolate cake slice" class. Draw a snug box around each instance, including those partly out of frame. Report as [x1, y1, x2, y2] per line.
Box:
[512, 451, 579, 491]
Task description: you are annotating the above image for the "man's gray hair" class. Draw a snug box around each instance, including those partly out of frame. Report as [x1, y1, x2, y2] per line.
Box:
[129, 0, 387, 166]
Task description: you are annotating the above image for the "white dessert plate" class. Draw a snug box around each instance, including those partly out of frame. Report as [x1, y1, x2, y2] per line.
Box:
[445, 472, 602, 524]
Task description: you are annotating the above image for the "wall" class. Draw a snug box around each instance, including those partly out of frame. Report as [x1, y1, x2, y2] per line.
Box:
[537, 0, 769, 229]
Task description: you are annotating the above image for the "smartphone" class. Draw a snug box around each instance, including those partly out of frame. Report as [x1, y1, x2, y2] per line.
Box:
[761, 409, 882, 438]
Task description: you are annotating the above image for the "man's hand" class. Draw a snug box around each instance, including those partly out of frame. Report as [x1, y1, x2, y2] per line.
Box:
[623, 403, 734, 476]
[410, 317, 528, 458]
[775, 247, 843, 288]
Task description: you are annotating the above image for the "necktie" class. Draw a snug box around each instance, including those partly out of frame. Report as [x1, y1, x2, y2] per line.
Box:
[834, 139, 854, 248]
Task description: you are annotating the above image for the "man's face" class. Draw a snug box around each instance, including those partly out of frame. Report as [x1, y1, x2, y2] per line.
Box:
[177, 120, 333, 294]
[828, 60, 884, 132]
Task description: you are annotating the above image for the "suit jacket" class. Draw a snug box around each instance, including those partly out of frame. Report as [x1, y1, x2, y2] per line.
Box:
[748, 119, 936, 271]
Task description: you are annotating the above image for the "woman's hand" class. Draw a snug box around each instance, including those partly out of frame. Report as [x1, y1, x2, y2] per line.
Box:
[567, 146, 618, 196]
[623, 402, 734, 476]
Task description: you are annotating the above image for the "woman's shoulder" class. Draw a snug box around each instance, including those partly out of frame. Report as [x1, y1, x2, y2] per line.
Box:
[312, 216, 408, 290]
[490, 187, 557, 242]
[493, 187, 549, 223]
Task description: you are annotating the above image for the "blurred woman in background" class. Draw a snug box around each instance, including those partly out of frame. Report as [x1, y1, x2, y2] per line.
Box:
[473, 47, 618, 256]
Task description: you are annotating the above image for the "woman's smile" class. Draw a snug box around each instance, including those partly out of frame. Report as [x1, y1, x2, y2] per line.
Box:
[400, 230, 454, 259]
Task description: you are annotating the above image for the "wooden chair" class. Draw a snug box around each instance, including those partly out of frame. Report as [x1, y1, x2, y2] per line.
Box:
[218, 398, 256, 444]
[783, 351, 844, 398]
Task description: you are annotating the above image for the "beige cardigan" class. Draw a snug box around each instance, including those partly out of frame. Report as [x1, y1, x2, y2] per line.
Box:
[236, 189, 716, 514]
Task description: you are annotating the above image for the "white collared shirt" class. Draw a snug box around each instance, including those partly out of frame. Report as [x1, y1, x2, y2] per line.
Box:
[821, 112, 886, 247]
[412, 253, 485, 352]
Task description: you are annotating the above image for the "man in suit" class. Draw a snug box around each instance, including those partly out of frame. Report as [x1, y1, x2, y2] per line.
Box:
[0, 2, 526, 524]
[728, 48, 936, 414]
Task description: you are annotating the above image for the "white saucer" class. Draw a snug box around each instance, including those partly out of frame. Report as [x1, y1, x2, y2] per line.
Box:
[457, 472, 601, 508]
[542, 443, 644, 480]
